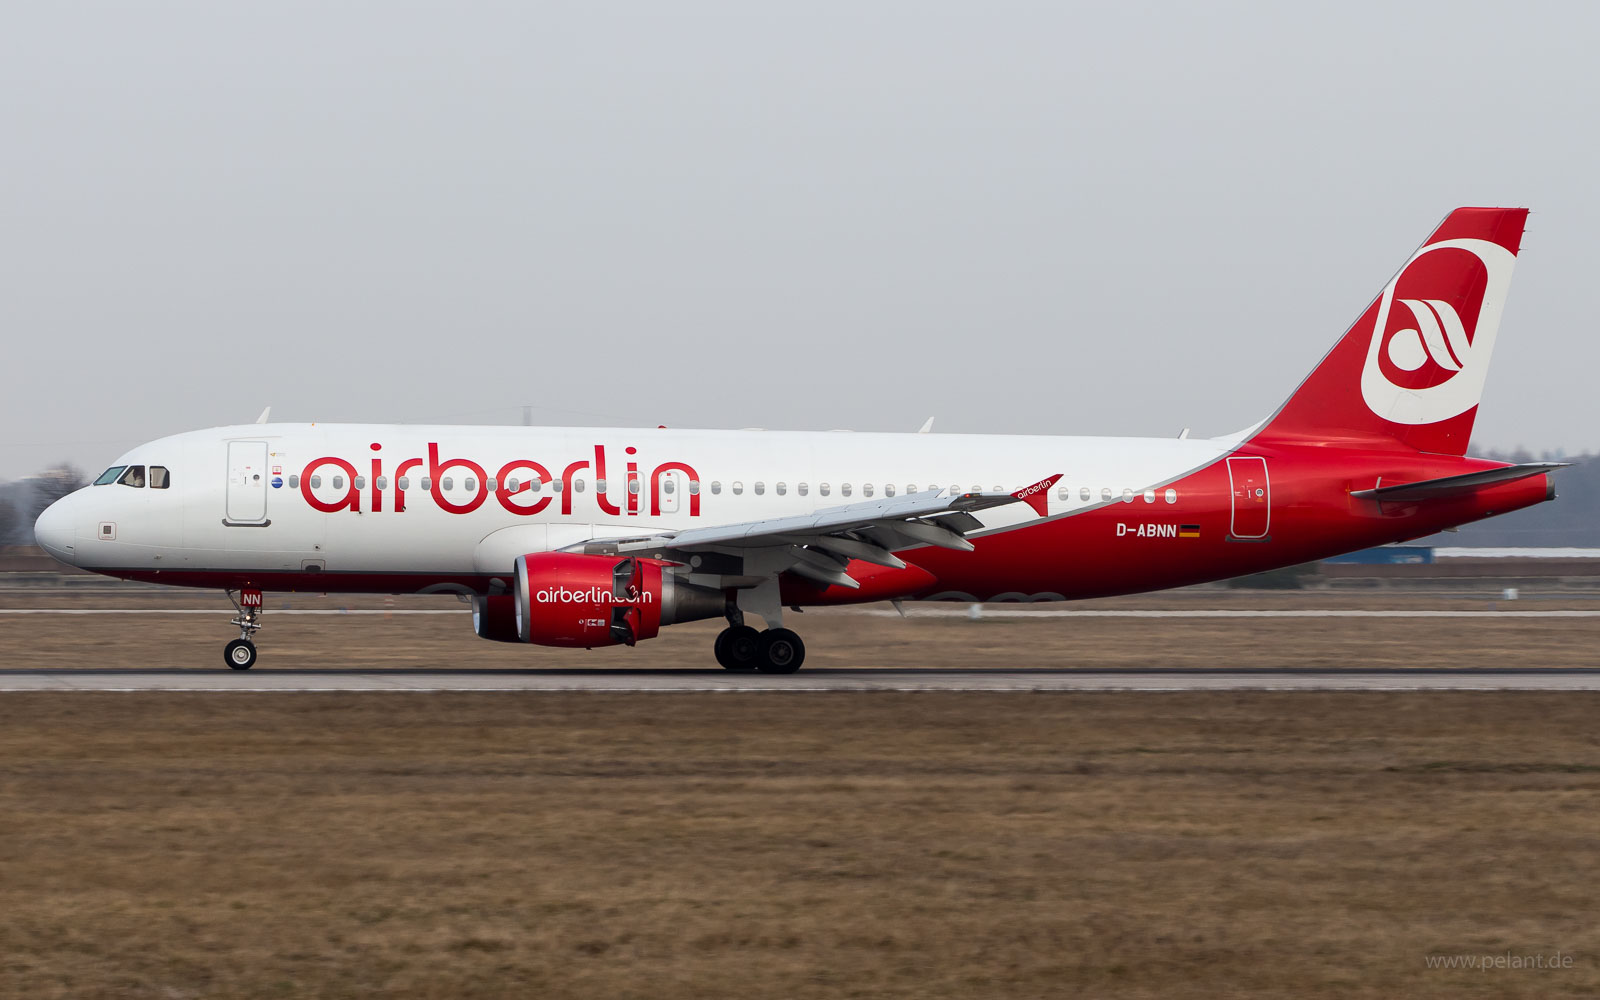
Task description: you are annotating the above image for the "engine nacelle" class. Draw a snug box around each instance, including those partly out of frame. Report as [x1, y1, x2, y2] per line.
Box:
[509, 552, 722, 648]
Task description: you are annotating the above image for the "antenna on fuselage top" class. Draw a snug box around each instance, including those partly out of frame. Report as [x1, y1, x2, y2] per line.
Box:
[1178, 427, 1190, 439]
[255, 406, 271, 424]
[917, 416, 935, 434]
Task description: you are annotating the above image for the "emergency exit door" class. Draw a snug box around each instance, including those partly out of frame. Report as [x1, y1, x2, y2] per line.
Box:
[226, 440, 270, 525]
[1227, 456, 1270, 539]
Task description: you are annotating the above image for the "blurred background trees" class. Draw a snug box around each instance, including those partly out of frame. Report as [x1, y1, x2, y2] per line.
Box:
[0, 465, 86, 547]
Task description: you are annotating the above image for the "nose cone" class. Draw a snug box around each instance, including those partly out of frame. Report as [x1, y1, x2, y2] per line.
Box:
[33, 497, 77, 565]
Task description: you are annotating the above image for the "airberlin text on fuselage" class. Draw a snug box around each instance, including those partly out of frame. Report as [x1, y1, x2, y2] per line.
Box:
[298, 443, 702, 518]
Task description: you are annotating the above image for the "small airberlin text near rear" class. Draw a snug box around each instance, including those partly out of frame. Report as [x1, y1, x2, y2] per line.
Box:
[1252, 207, 1528, 456]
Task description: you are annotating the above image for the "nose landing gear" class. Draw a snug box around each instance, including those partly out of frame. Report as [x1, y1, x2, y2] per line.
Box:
[224, 588, 264, 670]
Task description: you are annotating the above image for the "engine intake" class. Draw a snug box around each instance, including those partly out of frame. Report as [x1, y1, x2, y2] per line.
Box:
[471, 594, 521, 643]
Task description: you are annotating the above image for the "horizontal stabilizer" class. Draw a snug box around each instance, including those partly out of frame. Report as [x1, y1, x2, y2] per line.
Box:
[1350, 462, 1566, 502]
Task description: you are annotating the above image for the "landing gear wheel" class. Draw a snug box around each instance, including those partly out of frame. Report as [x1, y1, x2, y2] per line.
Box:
[715, 625, 762, 671]
[756, 628, 805, 674]
[224, 638, 258, 671]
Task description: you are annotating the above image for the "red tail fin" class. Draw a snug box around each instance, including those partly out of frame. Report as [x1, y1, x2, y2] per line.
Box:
[1252, 207, 1528, 456]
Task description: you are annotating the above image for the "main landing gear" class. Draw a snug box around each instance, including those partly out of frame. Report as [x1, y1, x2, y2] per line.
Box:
[714, 621, 806, 673]
[224, 588, 264, 670]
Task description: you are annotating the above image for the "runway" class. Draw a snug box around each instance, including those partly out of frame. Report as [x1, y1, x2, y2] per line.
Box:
[4, 668, 1600, 692]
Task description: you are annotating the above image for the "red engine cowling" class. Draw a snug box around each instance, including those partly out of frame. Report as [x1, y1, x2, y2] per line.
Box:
[511, 552, 721, 648]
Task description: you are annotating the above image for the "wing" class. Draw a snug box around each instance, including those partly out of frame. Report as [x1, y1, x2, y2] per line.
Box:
[572, 474, 1062, 591]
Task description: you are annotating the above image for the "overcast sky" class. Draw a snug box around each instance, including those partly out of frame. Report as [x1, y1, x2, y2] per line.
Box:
[2, 1, 1595, 480]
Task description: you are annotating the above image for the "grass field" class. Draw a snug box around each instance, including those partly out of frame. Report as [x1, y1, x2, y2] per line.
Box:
[2, 586, 1599, 671]
[2, 691, 1597, 998]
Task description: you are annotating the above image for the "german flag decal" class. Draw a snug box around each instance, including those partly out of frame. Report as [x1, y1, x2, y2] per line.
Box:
[1179, 524, 1201, 538]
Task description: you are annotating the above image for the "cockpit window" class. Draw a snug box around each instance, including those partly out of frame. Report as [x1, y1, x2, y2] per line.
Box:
[117, 465, 146, 488]
[150, 466, 170, 489]
[94, 466, 127, 486]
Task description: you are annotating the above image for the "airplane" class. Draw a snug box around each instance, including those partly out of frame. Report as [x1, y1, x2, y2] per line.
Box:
[34, 207, 1561, 672]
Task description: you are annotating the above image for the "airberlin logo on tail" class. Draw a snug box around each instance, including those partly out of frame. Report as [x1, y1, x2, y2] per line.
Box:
[1360, 238, 1517, 426]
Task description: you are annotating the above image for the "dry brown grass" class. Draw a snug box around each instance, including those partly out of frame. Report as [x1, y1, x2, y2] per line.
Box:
[1, 587, 1598, 670]
[1, 692, 1598, 998]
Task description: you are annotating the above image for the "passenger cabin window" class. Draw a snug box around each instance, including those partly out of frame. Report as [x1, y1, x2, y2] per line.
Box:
[485, 478, 496, 491]
[310, 475, 322, 489]
[689, 480, 700, 495]
[573, 479, 585, 493]
[118, 466, 145, 488]
[626, 480, 639, 494]
[289, 475, 299, 489]
[1144, 489, 1157, 504]
[663, 479, 675, 494]
[798, 483, 809, 496]
[841, 483, 853, 497]
[1122, 489, 1135, 503]
[332, 475, 345, 490]
[885, 484, 896, 497]
[862, 484, 874, 498]
[819, 483, 830, 496]
[94, 466, 127, 486]
[464, 477, 476, 492]
[1101, 488, 1112, 501]
[1165, 488, 1178, 504]
[594, 479, 605, 492]
[1057, 486, 1068, 500]
[441, 477, 453, 491]
[754, 482, 765, 495]
[421, 477, 432, 491]
[732, 482, 743, 495]
[710, 482, 722, 495]
[150, 466, 171, 489]
[397, 476, 409, 490]
[552, 479, 563, 493]
[774, 482, 785, 495]
[354, 476, 366, 490]
[375, 476, 388, 490]
[1080, 487, 1091, 501]
[907, 484, 917, 494]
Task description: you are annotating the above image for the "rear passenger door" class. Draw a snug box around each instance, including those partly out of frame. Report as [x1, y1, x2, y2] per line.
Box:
[1227, 456, 1270, 539]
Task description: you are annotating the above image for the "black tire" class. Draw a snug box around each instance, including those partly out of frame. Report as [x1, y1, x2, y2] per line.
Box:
[756, 628, 805, 674]
[224, 638, 257, 671]
[714, 625, 761, 671]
